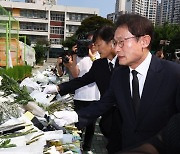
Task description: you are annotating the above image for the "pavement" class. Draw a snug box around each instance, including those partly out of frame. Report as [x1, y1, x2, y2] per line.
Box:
[91, 118, 108, 154]
[80, 118, 108, 154]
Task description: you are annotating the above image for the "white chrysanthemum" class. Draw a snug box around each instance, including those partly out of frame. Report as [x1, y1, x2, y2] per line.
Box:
[0, 96, 9, 103]
[0, 95, 21, 124]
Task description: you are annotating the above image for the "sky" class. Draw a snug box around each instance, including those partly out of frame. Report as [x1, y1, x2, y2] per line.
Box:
[58, 0, 116, 17]
[12, 0, 116, 17]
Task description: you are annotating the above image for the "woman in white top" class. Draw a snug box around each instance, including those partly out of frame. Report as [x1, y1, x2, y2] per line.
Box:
[64, 31, 100, 153]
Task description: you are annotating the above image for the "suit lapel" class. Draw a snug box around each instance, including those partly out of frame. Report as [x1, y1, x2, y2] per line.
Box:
[115, 58, 120, 68]
[136, 56, 164, 125]
[104, 58, 112, 74]
[105, 57, 119, 74]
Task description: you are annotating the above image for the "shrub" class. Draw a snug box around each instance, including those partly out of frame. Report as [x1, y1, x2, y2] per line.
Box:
[0, 65, 32, 81]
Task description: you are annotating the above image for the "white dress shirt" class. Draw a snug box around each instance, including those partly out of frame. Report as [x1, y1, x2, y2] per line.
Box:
[107, 55, 118, 69]
[129, 52, 152, 98]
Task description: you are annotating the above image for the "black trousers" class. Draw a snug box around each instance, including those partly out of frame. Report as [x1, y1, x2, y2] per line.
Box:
[74, 99, 98, 151]
[99, 105, 122, 154]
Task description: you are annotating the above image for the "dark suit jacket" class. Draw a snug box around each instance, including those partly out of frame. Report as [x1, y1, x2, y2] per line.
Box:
[77, 55, 180, 149]
[59, 58, 121, 140]
[59, 58, 119, 97]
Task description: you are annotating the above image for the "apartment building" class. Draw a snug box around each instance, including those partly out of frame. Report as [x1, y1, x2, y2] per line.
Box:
[161, 0, 180, 24]
[172, 0, 180, 24]
[127, 0, 157, 24]
[0, 1, 98, 57]
[108, 0, 157, 24]
[115, 0, 125, 13]
[161, 0, 170, 24]
[156, 1, 161, 25]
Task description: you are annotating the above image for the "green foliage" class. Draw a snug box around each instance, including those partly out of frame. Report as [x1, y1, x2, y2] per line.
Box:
[76, 15, 114, 35]
[0, 74, 34, 105]
[34, 44, 46, 64]
[19, 35, 31, 46]
[0, 65, 32, 81]
[34, 44, 45, 64]
[62, 35, 77, 50]
[62, 15, 114, 49]
[24, 65, 32, 78]
[46, 101, 74, 115]
[36, 39, 50, 46]
[0, 129, 37, 139]
[0, 139, 16, 148]
[152, 23, 180, 58]
[34, 39, 49, 64]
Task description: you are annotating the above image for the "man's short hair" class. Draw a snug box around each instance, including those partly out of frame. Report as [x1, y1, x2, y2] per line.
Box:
[116, 14, 154, 49]
[93, 25, 115, 43]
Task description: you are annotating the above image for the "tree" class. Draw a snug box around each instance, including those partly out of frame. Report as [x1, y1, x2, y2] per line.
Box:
[34, 39, 49, 64]
[19, 35, 31, 46]
[62, 35, 77, 50]
[152, 23, 180, 59]
[62, 15, 114, 49]
[75, 15, 114, 35]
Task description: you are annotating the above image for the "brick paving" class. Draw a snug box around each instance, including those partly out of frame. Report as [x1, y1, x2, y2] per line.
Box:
[92, 120, 108, 154]
[81, 118, 108, 154]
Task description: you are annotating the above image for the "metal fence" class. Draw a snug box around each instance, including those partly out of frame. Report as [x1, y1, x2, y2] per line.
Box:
[0, 5, 20, 68]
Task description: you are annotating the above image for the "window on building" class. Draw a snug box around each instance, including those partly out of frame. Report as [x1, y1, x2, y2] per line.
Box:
[50, 26, 64, 34]
[68, 13, 91, 22]
[20, 22, 47, 31]
[68, 25, 78, 33]
[50, 38, 63, 45]
[20, 10, 46, 19]
[51, 12, 65, 21]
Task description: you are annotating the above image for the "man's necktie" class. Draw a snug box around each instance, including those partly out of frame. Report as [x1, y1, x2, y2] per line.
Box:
[109, 62, 114, 72]
[132, 70, 140, 116]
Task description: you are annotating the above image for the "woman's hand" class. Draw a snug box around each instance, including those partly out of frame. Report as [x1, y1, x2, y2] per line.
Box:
[89, 49, 96, 61]
[72, 45, 77, 53]
[57, 57, 63, 65]
[63, 55, 73, 68]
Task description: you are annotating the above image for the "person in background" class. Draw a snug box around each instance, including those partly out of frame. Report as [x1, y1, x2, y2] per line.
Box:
[56, 55, 74, 80]
[56, 57, 64, 77]
[63, 26, 121, 153]
[173, 50, 180, 64]
[61, 31, 101, 154]
[46, 14, 180, 153]
[155, 48, 164, 59]
[43, 26, 122, 153]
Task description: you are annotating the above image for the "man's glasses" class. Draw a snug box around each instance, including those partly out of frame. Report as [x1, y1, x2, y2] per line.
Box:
[112, 36, 138, 48]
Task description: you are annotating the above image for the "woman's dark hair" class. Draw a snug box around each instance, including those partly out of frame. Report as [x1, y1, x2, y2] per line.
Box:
[116, 14, 154, 49]
[93, 25, 115, 43]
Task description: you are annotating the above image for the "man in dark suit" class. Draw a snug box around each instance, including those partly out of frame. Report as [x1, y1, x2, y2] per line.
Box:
[44, 26, 122, 153]
[46, 14, 180, 153]
[118, 113, 180, 154]
[60, 26, 121, 153]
